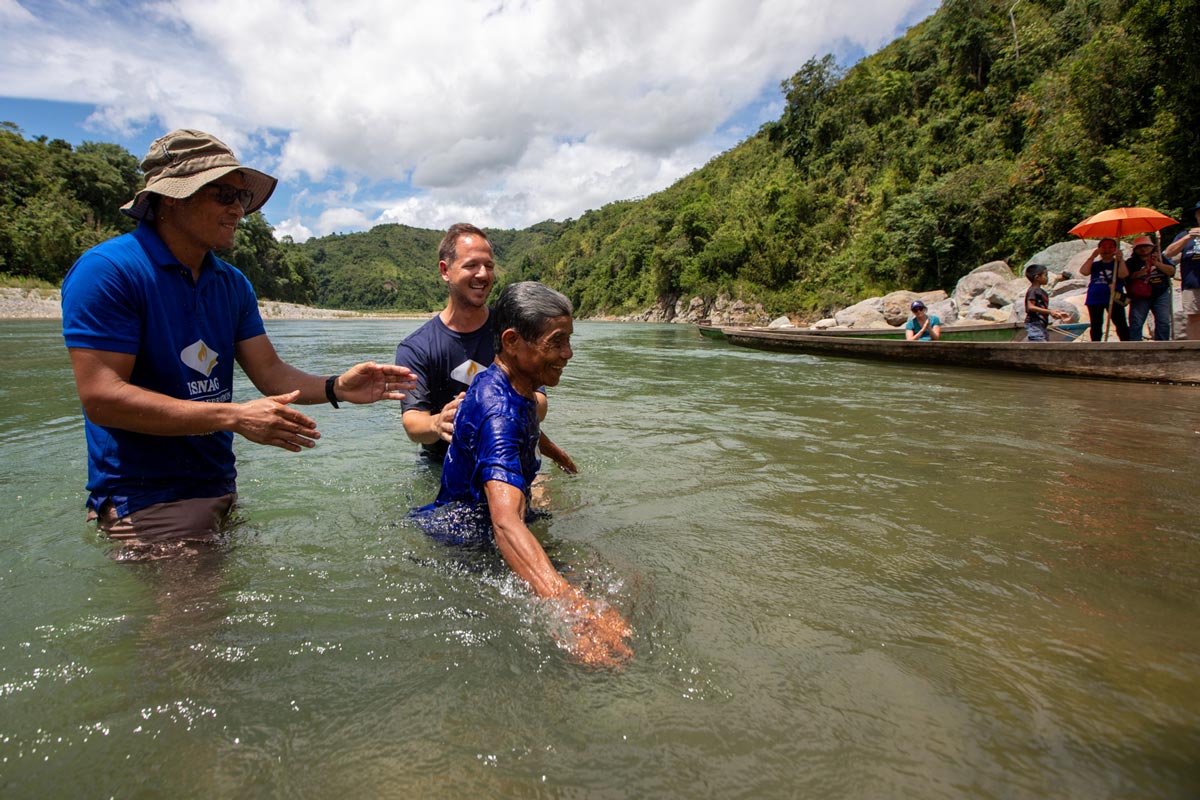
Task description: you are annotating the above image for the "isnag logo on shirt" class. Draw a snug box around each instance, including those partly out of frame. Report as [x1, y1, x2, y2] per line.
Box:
[180, 339, 219, 377]
[450, 359, 487, 385]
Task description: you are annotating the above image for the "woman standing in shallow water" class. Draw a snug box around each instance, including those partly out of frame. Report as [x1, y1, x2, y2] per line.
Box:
[1080, 237, 1130, 341]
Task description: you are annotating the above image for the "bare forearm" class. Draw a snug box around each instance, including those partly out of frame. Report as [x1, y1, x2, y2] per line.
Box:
[245, 361, 327, 404]
[486, 480, 571, 598]
[402, 409, 440, 444]
[493, 518, 571, 598]
[81, 381, 238, 435]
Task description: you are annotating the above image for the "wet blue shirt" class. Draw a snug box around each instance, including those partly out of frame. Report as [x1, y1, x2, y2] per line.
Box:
[61, 223, 265, 517]
[436, 364, 541, 507]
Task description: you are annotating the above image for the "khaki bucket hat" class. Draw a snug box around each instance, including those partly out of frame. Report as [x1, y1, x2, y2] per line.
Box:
[120, 129, 278, 221]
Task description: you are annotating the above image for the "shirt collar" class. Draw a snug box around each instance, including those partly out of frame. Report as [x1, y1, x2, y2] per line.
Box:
[132, 222, 227, 276]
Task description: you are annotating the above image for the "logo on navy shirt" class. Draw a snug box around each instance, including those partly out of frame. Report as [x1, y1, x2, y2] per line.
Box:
[451, 359, 487, 385]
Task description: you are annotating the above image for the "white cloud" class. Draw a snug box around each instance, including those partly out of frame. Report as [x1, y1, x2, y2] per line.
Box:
[0, 0, 940, 235]
[273, 218, 314, 244]
[315, 207, 377, 237]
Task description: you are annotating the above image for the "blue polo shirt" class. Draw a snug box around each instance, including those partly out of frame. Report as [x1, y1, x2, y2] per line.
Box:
[61, 223, 266, 517]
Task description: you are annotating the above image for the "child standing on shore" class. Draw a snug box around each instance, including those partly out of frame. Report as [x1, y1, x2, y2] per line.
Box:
[1024, 263, 1070, 342]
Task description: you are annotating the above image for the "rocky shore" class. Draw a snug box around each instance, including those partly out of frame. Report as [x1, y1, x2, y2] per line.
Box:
[0, 288, 430, 321]
[625, 239, 1189, 339]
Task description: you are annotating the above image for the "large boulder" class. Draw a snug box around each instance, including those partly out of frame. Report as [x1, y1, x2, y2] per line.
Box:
[880, 290, 922, 326]
[963, 293, 1015, 321]
[834, 297, 889, 328]
[1049, 278, 1088, 297]
[811, 318, 838, 330]
[972, 260, 1015, 280]
[673, 295, 707, 323]
[985, 278, 1029, 308]
[1024, 241, 1102, 276]
[767, 315, 794, 328]
[1050, 298, 1081, 323]
[927, 297, 958, 324]
[953, 268, 1010, 311]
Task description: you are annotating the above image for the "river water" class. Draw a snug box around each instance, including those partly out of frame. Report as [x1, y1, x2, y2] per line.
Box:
[1, 318, 1197, 798]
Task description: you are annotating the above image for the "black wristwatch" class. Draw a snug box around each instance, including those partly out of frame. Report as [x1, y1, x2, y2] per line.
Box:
[325, 375, 340, 408]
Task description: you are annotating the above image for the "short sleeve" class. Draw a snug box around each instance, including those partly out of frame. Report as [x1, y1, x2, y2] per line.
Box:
[61, 251, 143, 354]
[395, 338, 431, 412]
[476, 412, 530, 493]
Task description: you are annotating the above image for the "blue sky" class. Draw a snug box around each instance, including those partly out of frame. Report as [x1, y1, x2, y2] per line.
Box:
[0, 0, 937, 242]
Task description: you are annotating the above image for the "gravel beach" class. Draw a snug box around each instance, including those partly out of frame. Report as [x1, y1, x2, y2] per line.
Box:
[0, 288, 430, 321]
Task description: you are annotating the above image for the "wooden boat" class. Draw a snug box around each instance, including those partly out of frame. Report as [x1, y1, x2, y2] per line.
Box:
[706, 321, 1088, 342]
[723, 329, 1200, 385]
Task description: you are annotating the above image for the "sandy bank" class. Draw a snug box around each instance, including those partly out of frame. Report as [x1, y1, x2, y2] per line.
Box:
[0, 288, 432, 321]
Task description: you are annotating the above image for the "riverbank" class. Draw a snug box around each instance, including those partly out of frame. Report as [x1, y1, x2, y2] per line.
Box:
[0, 288, 432, 321]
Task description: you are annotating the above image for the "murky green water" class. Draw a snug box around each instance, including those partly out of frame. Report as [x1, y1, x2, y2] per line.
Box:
[1, 319, 1198, 798]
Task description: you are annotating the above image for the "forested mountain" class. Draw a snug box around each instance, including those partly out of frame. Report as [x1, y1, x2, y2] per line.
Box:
[494, 0, 1199, 317]
[0, 123, 317, 304]
[4, 0, 1196, 318]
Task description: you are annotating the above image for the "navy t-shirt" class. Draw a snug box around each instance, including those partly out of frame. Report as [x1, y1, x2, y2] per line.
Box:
[1085, 259, 1125, 305]
[394, 314, 495, 459]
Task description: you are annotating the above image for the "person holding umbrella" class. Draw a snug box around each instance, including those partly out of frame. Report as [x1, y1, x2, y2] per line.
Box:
[1163, 200, 1200, 340]
[1079, 238, 1130, 341]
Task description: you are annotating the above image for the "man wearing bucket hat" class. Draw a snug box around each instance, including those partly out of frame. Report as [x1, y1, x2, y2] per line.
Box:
[61, 129, 416, 558]
[1163, 201, 1200, 340]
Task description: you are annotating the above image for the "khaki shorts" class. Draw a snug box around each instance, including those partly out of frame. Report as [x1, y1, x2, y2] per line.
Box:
[89, 493, 237, 559]
[1183, 288, 1200, 316]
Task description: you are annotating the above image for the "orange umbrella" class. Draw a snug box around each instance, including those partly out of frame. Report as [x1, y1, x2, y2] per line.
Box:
[1069, 207, 1178, 239]
[1069, 207, 1177, 342]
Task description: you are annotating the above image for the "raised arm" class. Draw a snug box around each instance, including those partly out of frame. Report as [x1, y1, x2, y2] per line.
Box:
[235, 334, 414, 405]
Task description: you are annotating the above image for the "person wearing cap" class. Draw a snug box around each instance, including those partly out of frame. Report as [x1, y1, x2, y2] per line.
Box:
[393, 223, 575, 473]
[1080, 237, 1131, 341]
[1023, 263, 1071, 342]
[903, 300, 941, 341]
[1163, 200, 1200, 340]
[1125, 234, 1175, 341]
[60, 129, 416, 559]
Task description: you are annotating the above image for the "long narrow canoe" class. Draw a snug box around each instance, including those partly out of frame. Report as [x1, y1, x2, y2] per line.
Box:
[723, 330, 1200, 385]
[704, 321, 1088, 342]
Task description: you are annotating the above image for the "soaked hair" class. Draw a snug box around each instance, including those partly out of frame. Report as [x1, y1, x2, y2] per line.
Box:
[1025, 263, 1048, 280]
[492, 281, 573, 353]
[438, 222, 489, 266]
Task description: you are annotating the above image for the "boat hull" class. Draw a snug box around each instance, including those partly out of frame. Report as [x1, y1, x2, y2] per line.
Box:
[712, 321, 1086, 342]
[723, 331, 1200, 385]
